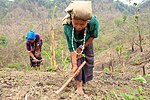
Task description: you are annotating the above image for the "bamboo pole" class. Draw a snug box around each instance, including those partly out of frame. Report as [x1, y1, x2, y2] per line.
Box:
[50, 5, 57, 68]
[55, 61, 86, 94]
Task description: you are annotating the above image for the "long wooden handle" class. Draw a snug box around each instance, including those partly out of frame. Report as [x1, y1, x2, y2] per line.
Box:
[36, 59, 44, 62]
[55, 61, 86, 94]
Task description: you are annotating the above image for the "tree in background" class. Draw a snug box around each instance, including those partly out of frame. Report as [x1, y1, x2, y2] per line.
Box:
[133, 2, 143, 52]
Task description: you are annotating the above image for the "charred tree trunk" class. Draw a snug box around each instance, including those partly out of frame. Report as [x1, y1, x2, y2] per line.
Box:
[139, 32, 143, 52]
[136, 12, 143, 52]
[132, 43, 134, 52]
[142, 66, 146, 76]
[102, 64, 104, 70]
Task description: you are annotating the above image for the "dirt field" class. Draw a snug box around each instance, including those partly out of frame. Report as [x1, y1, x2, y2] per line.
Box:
[1, 42, 150, 100]
[0, 61, 150, 100]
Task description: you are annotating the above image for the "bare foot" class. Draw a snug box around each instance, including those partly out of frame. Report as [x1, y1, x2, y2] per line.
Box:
[75, 88, 84, 96]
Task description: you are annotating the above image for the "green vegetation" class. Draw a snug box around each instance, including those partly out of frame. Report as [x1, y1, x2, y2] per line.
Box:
[115, 44, 123, 61]
[7, 63, 21, 69]
[0, 36, 7, 47]
[131, 75, 147, 83]
[119, 86, 146, 100]
[145, 74, 150, 77]
[104, 86, 147, 100]
[104, 68, 110, 72]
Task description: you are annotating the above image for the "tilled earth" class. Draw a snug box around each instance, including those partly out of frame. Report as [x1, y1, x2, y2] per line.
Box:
[0, 64, 150, 100]
[1, 44, 150, 100]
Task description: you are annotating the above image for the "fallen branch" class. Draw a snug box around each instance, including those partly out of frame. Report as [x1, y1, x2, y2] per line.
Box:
[55, 61, 86, 94]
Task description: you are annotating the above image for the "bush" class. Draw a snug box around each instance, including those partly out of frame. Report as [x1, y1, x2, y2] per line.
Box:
[0, 36, 7, 47]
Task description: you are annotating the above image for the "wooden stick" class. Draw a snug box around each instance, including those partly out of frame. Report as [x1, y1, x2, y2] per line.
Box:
[55, 61, 86, 94]
[36, 59, 44, 62]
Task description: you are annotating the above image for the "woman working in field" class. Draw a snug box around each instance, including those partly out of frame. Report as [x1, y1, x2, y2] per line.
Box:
[63, 1, 99, 95]
[26, 30, 43, 69]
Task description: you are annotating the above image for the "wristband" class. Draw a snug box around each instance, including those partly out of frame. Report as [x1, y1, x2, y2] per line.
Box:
[79, 45, 84, 49]
[35, 51, 40, 54]
[33, 57, 36, 60]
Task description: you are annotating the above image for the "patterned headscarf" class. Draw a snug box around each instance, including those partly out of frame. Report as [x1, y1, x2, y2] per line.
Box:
[63, 1, 92, 25]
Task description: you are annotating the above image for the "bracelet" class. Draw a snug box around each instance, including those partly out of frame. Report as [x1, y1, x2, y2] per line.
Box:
[79, 45, 84, 49]
[37, 44, 40, 46]
[35, 51, 40, 53]
[33, 57, 36, 60]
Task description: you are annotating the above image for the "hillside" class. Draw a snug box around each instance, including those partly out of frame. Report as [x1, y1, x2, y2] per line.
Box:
[1, 0, 148, 22]
[140, 0, 150, 9]
[0, 0, 149, 71]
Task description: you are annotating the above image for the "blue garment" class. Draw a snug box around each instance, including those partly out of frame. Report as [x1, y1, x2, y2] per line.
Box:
[26, 31, 36, 40]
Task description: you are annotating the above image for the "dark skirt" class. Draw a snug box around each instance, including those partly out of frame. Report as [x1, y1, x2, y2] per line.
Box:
[30, 40, 43, 67]
[30, 53, 42, 67]
[75, 42, 94, 83]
